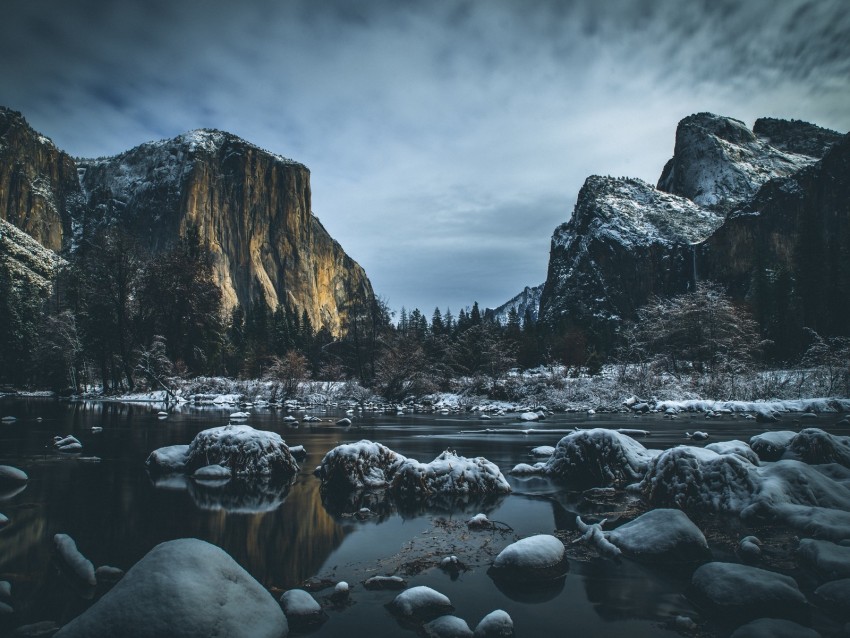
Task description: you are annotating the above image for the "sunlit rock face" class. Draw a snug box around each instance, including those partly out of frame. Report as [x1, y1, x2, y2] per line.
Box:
[0, 107, 83, 251]
[77, 129, 374, 336]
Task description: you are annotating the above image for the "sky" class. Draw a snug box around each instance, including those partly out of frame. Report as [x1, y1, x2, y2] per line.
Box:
[2, 0, 849, 317]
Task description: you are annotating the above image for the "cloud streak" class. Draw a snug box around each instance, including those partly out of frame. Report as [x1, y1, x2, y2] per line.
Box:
[2, 0, 848, 314]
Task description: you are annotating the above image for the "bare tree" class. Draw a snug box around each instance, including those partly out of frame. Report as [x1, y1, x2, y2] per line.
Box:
[265, 351, 310, 401]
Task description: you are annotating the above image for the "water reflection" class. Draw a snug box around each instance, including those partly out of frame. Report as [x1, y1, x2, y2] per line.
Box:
[490, 573, 567, 604]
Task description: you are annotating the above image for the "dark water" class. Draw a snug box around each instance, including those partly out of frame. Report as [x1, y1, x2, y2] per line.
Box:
[1, 398, 846, 637]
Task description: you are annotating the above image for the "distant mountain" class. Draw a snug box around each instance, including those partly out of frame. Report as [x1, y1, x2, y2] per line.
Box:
[539, 113, 846, 353]
[485, 284, 543, 324]
[0, 108, 374, 337]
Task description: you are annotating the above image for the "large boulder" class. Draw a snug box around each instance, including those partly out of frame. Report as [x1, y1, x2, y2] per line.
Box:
[640, 446, 759, 512]
[0, 465, 28, 485]
[185, 424, 298, 477]
[797, 539, 850, 580]
[54, 538, 287, 638]
[543, 429, 655, 487]
[689, 562, 807, 621]
[388, 586, 453, 620]
[390, 451, 511, 501]
[605, 509, 710, 564]
[749, 432, 796, 462]
[315, 440, 406, 491]
[784, 428, 850, 468]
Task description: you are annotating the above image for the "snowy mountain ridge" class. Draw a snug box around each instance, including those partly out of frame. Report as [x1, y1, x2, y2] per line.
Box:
[485, 284, 543, 324]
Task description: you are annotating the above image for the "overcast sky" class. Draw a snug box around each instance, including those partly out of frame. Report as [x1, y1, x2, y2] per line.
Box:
[2, 0, 849, 316]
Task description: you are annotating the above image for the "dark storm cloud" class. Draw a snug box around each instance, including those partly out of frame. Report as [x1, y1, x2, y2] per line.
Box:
[2, 0, 848, 314]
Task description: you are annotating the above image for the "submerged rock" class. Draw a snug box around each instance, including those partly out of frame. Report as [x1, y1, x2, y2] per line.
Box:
[54, 534, 96, 587]
[605, 509, 710, 564]
[423, 615, 473, 638]
[54, 538, 287, 638]
[729, 618, 820, 638]
[388, 586, 453, 619]
[473, 610, 514, 638]
[689, 562, 806, 621]
[0, 465, 28, 485]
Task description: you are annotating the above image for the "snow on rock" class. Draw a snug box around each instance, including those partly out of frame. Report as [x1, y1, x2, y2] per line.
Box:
[729, 618, 821, 638]
[186, 424, 298, 477]
[0, 465, 28, 484]
[518, 412, 539, 422]
[279, 589, 324, 628]
[289, 445, 307, 462]
[363, 575, 406, 590]
[529, 446, 555, 458]
[144, 445, 190, 473]
[317, 442, 510, 503]
[316, 440, 405, 491]
[467, 513, 491, 530]
[784, 428, 850, 467]
[53, 435, 82, 451]
[388, 586, 453, 619]
[574, 517, 621, 558]
[94, 566, 124, 583]
[797, 539, 850, 580]
[813, 578, 850, 618]
[508, 462, 546, 476]
[423, 615, 473, 638]
[192, 464, 231, 480]
[473, 610, 514, 638]
[54, 534, 96, 587]
[0, 512, 8, 528]
[656, 398, 850, 415]
[544, 429, 655, 487]
[737, 536, 763, 563]
[390, 451, 511, 501]
[605, 509, 710, 564]
[640, 446, 759, 512]
[689, 562, 806, 621]
[705, 440, 760, 465]
[54, 538, 287, 638]
[491, 535, 566, 573]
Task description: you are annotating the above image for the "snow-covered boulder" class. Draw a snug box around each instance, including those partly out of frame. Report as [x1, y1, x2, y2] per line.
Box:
[490, 535, 566, 580]
[0, 465, 28, 484]
[390, 451, 511, 502]
[186, 424, 298, 477]
[144, 445, 189, 473]
[784, 428, 850, 467]
[749, 431, 796, 461]
[641, 446, 759, 512]
[797, 539, 850, 580]
[729, 618, 821, 638]
[530, 446, 555, 458]
[813, 578, 850, 618]
[689, 562, 806, 621]
[509, 462, 546, 475]
[279, 589, 324, 628]
[544, 429, 655, 487]
[54, 534, 96, 587]
[54, 539, 287, 638]
[705, 440, 760, 465]
[363, 575, 406, 590]
[388, 586, 453, 619]
[316, 440, 405, 491]
[518, 412, 539, 422]
[423, 615, 473, 638]
[54, 435, 82, 451]
[605, 509, 710, 564]
[473, 610, 513, 637]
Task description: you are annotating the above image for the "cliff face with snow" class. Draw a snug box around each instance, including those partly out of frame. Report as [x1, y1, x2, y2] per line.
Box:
[538, 176, 722, 341]
[0, 108, 83, 252]
[77, 130, 374, 335]
[539, 113, 846, 350]
[0, 109, 374, 337]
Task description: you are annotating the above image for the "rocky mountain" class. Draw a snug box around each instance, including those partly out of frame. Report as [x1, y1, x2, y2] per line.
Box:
[539, 113, 846, 354]
[0, 107, 83, 252]
[539, 176, 722, 342]
[0, 109, 374, 337]
[485, 284, 543, 324]
[656, 112, 838, 213]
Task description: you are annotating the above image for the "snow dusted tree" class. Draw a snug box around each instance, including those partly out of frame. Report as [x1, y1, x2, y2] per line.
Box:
[264, 350, 310, 400]
[621, 282, 763, 377]
[801, 328, 850, 396]
[134, 335, 176, 401]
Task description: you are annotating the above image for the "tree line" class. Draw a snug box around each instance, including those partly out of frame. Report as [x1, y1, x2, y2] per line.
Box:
[2, 227, 847, 399]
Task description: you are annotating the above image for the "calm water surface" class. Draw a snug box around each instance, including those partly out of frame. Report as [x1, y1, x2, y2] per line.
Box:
[1, 398, 846, 637]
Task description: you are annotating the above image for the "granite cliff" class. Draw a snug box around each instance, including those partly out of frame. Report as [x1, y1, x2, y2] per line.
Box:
[0, 109, 374, 337]
[539, 113, 846, 353]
